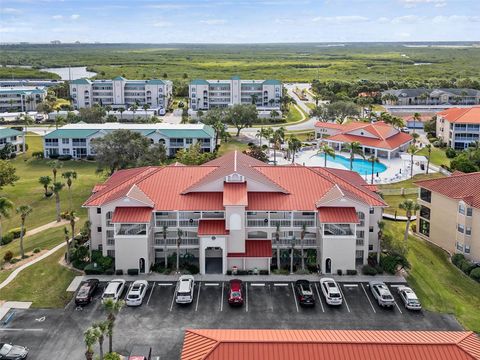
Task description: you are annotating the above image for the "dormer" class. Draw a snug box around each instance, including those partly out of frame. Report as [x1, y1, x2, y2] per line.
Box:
[225, 172, 245, 183]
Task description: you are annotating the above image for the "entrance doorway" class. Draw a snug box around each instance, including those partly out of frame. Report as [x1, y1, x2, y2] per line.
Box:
[325, 258, 332, 274]
[139, 258, 145, 273]
[205, 247, 223, 274]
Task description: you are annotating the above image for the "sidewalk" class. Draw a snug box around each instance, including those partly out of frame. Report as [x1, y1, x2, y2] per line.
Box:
[382, 213, 416, 221]
[25, 217, 78, 237]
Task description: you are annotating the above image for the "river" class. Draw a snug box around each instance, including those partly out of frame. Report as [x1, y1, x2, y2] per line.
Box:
[41, 66, 97, 80]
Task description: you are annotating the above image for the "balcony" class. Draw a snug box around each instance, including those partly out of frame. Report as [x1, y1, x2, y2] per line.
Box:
[179, 219, 199, 227]
[116, 224, 147, 236]
[323, 224, 354, 236]
[155, 219, 177, 227]
[270, 219, 292, 227]
[292, 219, 315, 227]
[276, 237, 317, 246]
[247, 219, 269, 227]
[154, 238, 199, 246]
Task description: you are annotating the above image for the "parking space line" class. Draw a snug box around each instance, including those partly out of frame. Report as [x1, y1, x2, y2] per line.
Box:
[314, 283, 325, 313]
[220, 282, 224, 312]
[343, 284, 358, 288]
[169, 286, 177, 312]
[158, 283, 173, 286]
[251, 283, 265, 287]
[205, 283, 219, 286]
[291, 283, 299, 312]
[146, 282, 155, 306]
[338, 285, 351, 313]
[273, 283, 289, 287]
[0, 328, 44, 332]
[361, 283, 376, 313]
[195, 282, 201, 312]
[394, 301, 403, 314]
[390, 284, 403, 288]
[245, 283, 249, 312]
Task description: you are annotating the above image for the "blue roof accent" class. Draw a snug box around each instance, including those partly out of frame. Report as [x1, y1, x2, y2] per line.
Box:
[146, 79, 166, 85]
[190, 79, 209, 85]
[113, 76, 126, 81]
[0, 128, 22, 138]
[263, 79, 282, 85]
[70, 78, 91, 85]
[44, 129, 99, 139]
[0, 88, 46, 95]
[231, 76, 241, 80]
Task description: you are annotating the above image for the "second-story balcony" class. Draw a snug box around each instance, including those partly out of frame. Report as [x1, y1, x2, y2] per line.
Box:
[323, 224, 354, 237]
[116, 223, 147, 236]
[154, 237, 199, 246]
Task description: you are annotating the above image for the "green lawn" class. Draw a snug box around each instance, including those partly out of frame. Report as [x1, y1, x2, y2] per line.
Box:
[0, 270, 13, 283]
[217, 139, 249, 155]
[1, 135, 100, 232]
[384, 221, 480, 332]
[417, 146, 451, 167]
[284, 104, 305, 123]
[378, 172, 444, 191]
[0, 247, 78, 308]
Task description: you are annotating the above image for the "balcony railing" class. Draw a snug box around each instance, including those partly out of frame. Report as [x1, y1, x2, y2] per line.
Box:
[116, 224, 147, 236]
[292, 219, 316, 227]
[270, 219, 292, 227]
[276, 238, 317, 246]
[179, 219, 199, 227]
[154, 238, 199, 246]
[247, 219, 269, 227]
[155, 219, 177, 227]
[323, 224, 354, 236]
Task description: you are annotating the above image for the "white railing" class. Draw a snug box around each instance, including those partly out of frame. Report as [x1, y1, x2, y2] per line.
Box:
[116, 224, 147, 236]
[155, 219, 177, 227]
[154, 238, 199, 246]
[292, 219, 316, 227]
[179, 219, 199, 227]
[323, 224, 354, 236]
[270, 219, 292, 227]
[247, 219, 269, 227]
[276, 238, 317, 246]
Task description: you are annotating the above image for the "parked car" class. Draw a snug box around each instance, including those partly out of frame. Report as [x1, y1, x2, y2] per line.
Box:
[0, 343, 28, 359]
[128, 345, 152, 360]
[126, 280, 149, 307]
[294, 280, 315, 306]
[397, 286, 422, 311]
[320, 278, 343, 306]
[102, 279, 126, 303]
[228, 279, 244, 306]
[75, 278, 99, 306]
[369, 281, 395, 308]
[175, 275, 195, 304]
[401, 127, 410, 133]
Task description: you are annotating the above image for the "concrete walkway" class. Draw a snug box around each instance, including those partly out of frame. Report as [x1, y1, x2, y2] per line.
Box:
[25, 218, 76, 237]
[382, 213, 417, 221]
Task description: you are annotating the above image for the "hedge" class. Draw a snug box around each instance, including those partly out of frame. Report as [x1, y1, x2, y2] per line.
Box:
[1, 233, 14, 245]
[470, 268, 480, 282]
[362, 265, 377, 276]
[84, 263, 103, 275]
[9, 227, 26, 239]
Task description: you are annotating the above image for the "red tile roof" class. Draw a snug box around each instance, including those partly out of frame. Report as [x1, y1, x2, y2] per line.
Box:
[197, 219, 229, 235]
[438, 107, 480, 124]
[111, 207, 152, 223]
[318, 207, 359, 223]
[415, 172, 480, 209]
[228, 240, 272, 258]
[223, 182, 248, 206]
[314, 122, 345, 130]
[181, 329, 480, 360]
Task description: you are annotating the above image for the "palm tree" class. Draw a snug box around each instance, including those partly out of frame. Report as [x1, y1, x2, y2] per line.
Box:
[62, 170, 77, 210]
[84, 327, 97, 360]
[300, 223, 307, 270]
[287, 136, 302, 163]
[212, 120, 224, 149]
[142, 104, 150, 119]
[264, 127, 274, 150]
[176, 228, 183, 273]
[131, 103, 138, 121]
[162, 225, 168, 268]
[48, 160, 63, 182]
[412, 112, 421, 134]
[274, 223, 281, 270]
[377, 220, 385, 264]
[425, 144, 432, 174]
[102, 298, 125, 354]
[16, 205, 33, 258]
[270, 110, 280, 122]
[367, 155, 378, 184]
[50, 181, 65, 222]
[93, 321, 109, 360]
[290, 236, 296, 274]
[118, 107, 125, 121]
[105, 105, 112, 117]
[20, 113, 33, 153]
[255, 128, 264, 147]
[63, 227, 71, 264]
[407, 144, 419, 179]
[250, 94, 258, 105]
[271, 127, 285, 165]
[345, 141, 364, 170]
[0, 197, 13, 246]
[55, 115, 65, 130]
[69, 210, 76, 259]
[399, 199, 420, 248]
[317, 143, 335, 167]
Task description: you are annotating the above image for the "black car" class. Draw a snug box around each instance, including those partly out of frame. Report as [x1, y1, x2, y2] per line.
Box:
[0, 343, 28, 359]
[75, 279, 99, 306]
[294, 280, 315, 306]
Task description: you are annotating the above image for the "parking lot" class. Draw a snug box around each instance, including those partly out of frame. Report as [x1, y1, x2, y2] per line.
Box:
[1, 280, 463, 360]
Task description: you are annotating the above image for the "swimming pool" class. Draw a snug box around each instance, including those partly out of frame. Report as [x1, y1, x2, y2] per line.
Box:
[323, 154, 387, 174]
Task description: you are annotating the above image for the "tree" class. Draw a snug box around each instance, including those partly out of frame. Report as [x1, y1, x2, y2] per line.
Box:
[175, 143, 215, 165]
[163, 225, 168, 268]
[62, 170, 77, 210]
[425, 144, 432, 174]
[142, 104, 149, 119]
[54, 114, 66, 130]
[377, 220, 385, 264]
[274, 223, 281, 270]
[243, 144, 268, 163]
[105, 105, 112, 117]
[176, 228, 183, 273]
[16, 205, 32, 258]
[118, 107, 125, 121]
[398, 199, 420, 247]
[0, 197, 13, 246]
[136, 143, 167, 167]
[290, 236, 296, 274]
[0, 161, 19, 191]
[38, 176, 52, 197]
[212, 120, 226, 149]
[131, 103, 138, 121]
[48, 160, 63, 182]
[407, 144, 419, 178]
[0, 143, 15, 160]
[325, 101, 359, 123]
[310, 105, 328, 121]
[19, 113, 33, 152]
[250, 94, 258, 105]
[345, 141, 364, 170]
[93, 321, 109, 360]
[412, 112, 421, 133]
[287, 136, 302, 164]
[84, 327, 97, 360]
[91, 129, 152, 175]
[270, 110, 280, 122]
[271, 127, 285, 165]
[367, 155, 378, 184]
[63, 227, 71, 264]
[68, 210, 76, 261]
[79, 106, 106, 123]
[300, 223, 306, 270]
[317, 143, 335, 167]
[224, 104, 258, 136]
[50, 181, 65, 222]
[102, 298, 125, 354]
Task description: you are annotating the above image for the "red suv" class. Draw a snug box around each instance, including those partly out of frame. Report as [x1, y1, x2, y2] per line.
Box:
[228, 279, 244, 306]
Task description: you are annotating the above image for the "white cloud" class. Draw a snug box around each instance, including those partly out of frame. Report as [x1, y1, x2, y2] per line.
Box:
[200, 19, 227, 25]
[71, 14, 80, 20]
[312, 16, 369, 24]
[52, 15, 63, 20]
[399, 0, 447, 8]
[396, 31, 412, 38]
[432, 15, 480, 23]
[0, 27, 17, 33]
[152, 21, 173, 27]
[274, 18, 294, 24]
[377, 17, 390, 23]
[0, 7, 21, 14]
[391, 15, 422, 24]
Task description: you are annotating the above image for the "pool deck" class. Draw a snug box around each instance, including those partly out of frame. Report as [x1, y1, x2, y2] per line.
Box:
[271, 149, 434, 184]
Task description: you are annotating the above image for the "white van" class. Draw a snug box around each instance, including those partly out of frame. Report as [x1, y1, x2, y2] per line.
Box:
[101, 279, 126, 303]
[175, 275, 195, 304]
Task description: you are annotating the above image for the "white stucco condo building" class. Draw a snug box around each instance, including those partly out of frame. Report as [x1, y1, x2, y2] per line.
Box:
[43, 123, 215, 158]
[436, 107, 480, 150]
[83, 151, 386, 275]
[70, 77, 172, 110]
[0, 127, 24, 154]
[0, 86, 47, 112]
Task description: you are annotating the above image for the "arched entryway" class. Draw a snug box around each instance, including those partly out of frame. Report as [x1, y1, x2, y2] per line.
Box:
[205, 247, 223, 274]
[139, 258, 145, 274]
[325, 258, 332, 274]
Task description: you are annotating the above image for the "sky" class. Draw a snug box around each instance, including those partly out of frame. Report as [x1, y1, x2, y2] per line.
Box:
[0, 0, 479, 43]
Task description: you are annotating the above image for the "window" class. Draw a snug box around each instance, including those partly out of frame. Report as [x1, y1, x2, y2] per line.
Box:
[98, 244, 103, 251]
[456, 242, 463, 251]
[458, 204, 465, 215]
[369, 208, 375, 214]
[186, 138, 193, 145]
[97, 208, 101, 214]
[419, 219, 430, 237]
[355, 250, 364, 259]
[466, 208, 473, 217]
[420, 188, 431, 203]
[62, 138, 69, 144]
[356, 212, 365, 227]
[466, 227, 472, 236]
[368, 244, 373, 251]
[356, 230, 364, 239]
[457, 224, 465, 234]
[107, 250, 115, 258]
[62, 149, 70, 155]
[420, 206, 430, 220]
[369, 226, 374, 233]
[106, 212, 113, 227]
[465, 245, 471, 254]
[97, 227, 102, 233]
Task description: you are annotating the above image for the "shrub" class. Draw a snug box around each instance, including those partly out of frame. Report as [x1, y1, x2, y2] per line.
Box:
[237, 270, 248, 275]
[115, 269, 123, 276]
[9, 153, 16, 159]
[226, 270, 232, 275]
[32, 151, 44, 159]
[337, 269, 343, 276]
[97, 256, 113, 271]
[33, 248, 41, 253]
[446, 147, 457, 158]
[103, 353, 121, 360]
[72, 260, 87, 270]
[410, 223, 417, 233]
[127, 268, 139, 276]
[3, 251, 13, 262]
[10, 258, 20, 264]
[8, 227, 25, 239]
[1, 232, 14, 245]
[346, 269, 357, 275]
[362, 265, 377, 276]
[151, 263, 165, 273]
[84, 263, 103, 275]
[105, 268, 115, 275]
[432, 140, 440, 148]
[259, 270, 269, 275]
[185, 264, 199, 274]
[48, 153, 59, 159]
[470, 267, 480, 282]
[58, 155, 72, 161]
[86, 155, 96, 161]
[460, 259, 475, 275]
[451, 253, 465, 267]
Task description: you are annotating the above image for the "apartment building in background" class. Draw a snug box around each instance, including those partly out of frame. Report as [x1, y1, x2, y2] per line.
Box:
[382, 88, 480, 106]
[436, 107, 480, 150]
[0, 86, 47, 112]
[189, 76, 282, 115]
[415, 172, 480, 262]
[69, 76, 173, 110]
[0, 127, 24, 154]
[84, 151, 386, 275]
[43, 123, 215, 158]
